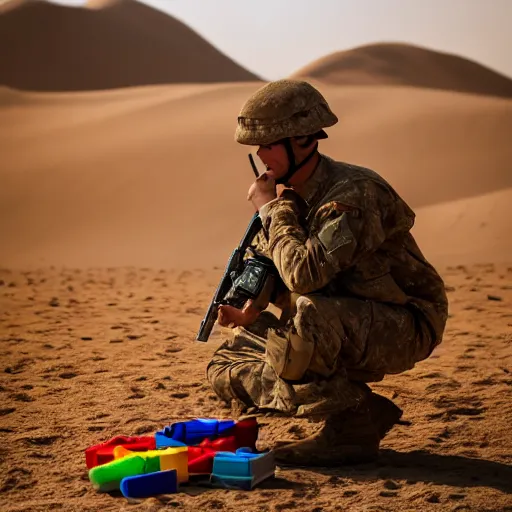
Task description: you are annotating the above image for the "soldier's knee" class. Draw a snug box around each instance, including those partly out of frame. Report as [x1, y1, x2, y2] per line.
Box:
[206, 359, 233, 404]
[266, 327, 314, 381]
[294, 294, 334, 344]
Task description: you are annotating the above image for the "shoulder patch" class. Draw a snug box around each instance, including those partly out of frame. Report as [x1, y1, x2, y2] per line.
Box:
[317, 212, 354, 254]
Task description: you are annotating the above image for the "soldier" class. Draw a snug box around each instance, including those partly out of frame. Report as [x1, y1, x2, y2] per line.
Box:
[207, 79, 448, 465]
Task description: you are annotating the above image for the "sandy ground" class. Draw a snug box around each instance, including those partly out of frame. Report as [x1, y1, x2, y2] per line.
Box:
[1, 263, 510, 512]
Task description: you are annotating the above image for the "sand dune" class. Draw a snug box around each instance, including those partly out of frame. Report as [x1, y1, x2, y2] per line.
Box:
[0, 0, 259, 91]
[414, 188, 512, 267]
[1, 81, 511, 268]
[291, 43, 512, 98]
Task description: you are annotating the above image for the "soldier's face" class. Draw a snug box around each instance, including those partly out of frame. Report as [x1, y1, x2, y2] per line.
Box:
[256, 143, 289, 180]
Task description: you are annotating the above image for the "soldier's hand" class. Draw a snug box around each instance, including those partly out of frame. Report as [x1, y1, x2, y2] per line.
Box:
[247, 173, 277, 211]
[218, 301, 261, 328]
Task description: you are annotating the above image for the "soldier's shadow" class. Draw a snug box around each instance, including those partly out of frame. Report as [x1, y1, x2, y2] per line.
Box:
[282, 449, 512, 493]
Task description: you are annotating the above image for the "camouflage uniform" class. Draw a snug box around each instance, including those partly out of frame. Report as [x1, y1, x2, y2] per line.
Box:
[207, 80, 448, 420]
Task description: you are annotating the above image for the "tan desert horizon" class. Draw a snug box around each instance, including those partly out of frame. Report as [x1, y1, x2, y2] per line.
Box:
[1, 1, 511, 511]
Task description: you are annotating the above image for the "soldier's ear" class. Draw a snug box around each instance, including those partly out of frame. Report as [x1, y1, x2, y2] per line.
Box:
[293, 135, 316, 149]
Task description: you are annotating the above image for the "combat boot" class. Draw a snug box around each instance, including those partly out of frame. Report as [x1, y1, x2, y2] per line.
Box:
[368, 391, 403, 438]
[272, 392, 403, 467]
[272, 402, 379, 466]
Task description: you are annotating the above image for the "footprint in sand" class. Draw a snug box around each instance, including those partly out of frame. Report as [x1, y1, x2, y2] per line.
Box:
[0, 468, 35, 493]
[59, 372, 78, 379]
[28, 453, 53, 460]
[87, 426, 105, 432]
[170, 392, 189, 399]
[127, 386, 145, 399]
[86, 413, 110, 421]
[425, 380, 461, 392]
[432, 397, 486, 421]
[4, 358, 33, 374]
[165, 347, 183, 354]
[23, 435, 61, 446]
[11, 392, 34, 402]
[134, 425, 155, 435]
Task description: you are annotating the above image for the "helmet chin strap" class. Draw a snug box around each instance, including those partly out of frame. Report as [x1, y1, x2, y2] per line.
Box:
[275, 138, 319, 185]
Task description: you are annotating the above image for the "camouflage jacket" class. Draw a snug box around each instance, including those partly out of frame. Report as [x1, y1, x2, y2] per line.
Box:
[253, 154, 448, 345]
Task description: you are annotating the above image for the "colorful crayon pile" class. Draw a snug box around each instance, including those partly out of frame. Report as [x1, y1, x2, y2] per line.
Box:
[85, 418, 275, 498]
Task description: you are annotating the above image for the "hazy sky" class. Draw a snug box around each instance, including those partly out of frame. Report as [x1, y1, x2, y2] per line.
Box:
[49, 0, 512, 80]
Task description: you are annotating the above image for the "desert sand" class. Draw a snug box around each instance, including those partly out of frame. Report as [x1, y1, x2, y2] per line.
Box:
[1, 1, 511, 511]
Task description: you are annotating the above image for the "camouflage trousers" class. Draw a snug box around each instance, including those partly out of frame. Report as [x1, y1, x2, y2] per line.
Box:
[207, 294, 436, 417]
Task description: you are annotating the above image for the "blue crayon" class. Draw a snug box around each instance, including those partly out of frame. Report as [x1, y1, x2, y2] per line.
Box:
[120, 469, 178, 498]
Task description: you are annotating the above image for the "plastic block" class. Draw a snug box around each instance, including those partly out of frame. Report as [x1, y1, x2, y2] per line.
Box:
[157, 418, 236, 445]
[188, 452, 215, 474]
[211, 449, 275, 490]
[154, 432, 187, 449]
[113, 445, 189, 483]
[233, 418, 258, 449]
[120, 469, 178, 498]
[85, 435, 156, 469]
[89, 455, 147, 492]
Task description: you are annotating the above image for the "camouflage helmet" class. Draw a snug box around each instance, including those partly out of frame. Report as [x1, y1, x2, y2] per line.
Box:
[235, 79, 338, 146]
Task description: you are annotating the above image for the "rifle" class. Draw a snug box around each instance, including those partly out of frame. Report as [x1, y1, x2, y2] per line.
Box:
[195, 155, 263, 342]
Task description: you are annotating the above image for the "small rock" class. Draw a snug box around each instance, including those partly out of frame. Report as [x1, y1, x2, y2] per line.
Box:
[448, 493, 466, 501]
[383, 480, 401, 490]
[80, 337, 93, 341]
[49, 297, 60, 307]
[379, 491, 398, 497]
[426, 493, 440, 503]
[487, 295, 502, 301]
